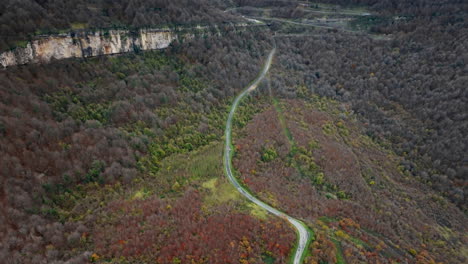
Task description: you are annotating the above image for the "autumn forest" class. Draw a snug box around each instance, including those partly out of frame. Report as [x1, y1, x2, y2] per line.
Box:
[0, 0, 467, 264]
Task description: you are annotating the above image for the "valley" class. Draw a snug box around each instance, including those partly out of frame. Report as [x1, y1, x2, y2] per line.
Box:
[0, 1, 466, 264]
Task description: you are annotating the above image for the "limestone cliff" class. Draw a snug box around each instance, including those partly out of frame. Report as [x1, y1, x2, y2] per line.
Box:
[0, 28, 178, 68]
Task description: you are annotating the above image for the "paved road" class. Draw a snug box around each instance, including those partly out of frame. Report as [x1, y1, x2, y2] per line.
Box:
[302, 9, 371, 16]
[258, 16, 361, 34]
[225, 6, 370, 16]
[223, 49, 311, 264]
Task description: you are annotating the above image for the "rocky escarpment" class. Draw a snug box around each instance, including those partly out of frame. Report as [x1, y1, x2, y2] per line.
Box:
[0, 28, 177, 68]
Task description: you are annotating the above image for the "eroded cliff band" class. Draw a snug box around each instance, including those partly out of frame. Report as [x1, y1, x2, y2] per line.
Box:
[0, 23, 261, 68]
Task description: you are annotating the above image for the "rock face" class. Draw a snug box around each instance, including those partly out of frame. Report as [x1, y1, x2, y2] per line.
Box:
[138, 29, 175, 51]
[80, 29, 141, 57]
[0, 28, 178, 68]
[33, 35, 83, 63]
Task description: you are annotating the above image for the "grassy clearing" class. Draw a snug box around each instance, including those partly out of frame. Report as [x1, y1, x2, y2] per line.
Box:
[186, 142, 269, 219]
[150, 141, 225, 195]
[247, 203, 269, 220]
[202, 178, 242, 207]
[51, 141, 226, 221]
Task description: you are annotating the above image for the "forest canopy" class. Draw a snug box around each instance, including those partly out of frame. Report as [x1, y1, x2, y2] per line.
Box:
[0, 0, 239, 51]
[0, 0, 467, 263]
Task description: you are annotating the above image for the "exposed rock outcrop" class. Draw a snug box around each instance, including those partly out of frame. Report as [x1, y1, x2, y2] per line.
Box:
[0, 28, 178, 68]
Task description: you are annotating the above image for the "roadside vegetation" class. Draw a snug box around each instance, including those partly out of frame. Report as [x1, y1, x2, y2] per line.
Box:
[233, 92, 466, 263]
[0, 29, 297, 263]
[1, 0, 467, 263]
[89, 142, 295, 263]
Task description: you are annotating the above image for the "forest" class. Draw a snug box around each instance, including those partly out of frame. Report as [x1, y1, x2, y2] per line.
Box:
[0, 0, 239, 51]
[0, 27, 279, 262]
[0, 0, 467, 263]
[269, 1, 467, 210]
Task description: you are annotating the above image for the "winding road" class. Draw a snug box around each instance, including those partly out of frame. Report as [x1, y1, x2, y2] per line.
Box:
[223, 49, 311, 264]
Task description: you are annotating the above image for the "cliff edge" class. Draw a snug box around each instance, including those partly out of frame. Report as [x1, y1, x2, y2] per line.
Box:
[0, 28, 176, 68]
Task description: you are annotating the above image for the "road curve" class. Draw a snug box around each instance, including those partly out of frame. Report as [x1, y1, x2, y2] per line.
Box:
[223, 49, 311, 264]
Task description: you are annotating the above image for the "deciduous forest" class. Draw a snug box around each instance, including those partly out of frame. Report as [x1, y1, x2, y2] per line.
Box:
[0, 0, 466, 263]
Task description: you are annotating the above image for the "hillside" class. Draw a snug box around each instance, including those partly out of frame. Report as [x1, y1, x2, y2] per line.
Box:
[0, 0, 467, 264]
[233, 94, 466, 263]
[0, 0, 239, 51]
[0, 26, 283, 262]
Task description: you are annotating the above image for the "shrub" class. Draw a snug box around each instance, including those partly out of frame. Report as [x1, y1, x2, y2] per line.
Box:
[84, 160, 106, 184]
[261, 146, 278, 162]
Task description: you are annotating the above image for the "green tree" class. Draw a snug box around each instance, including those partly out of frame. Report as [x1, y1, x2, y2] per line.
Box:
[261, 146, 278, 162]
